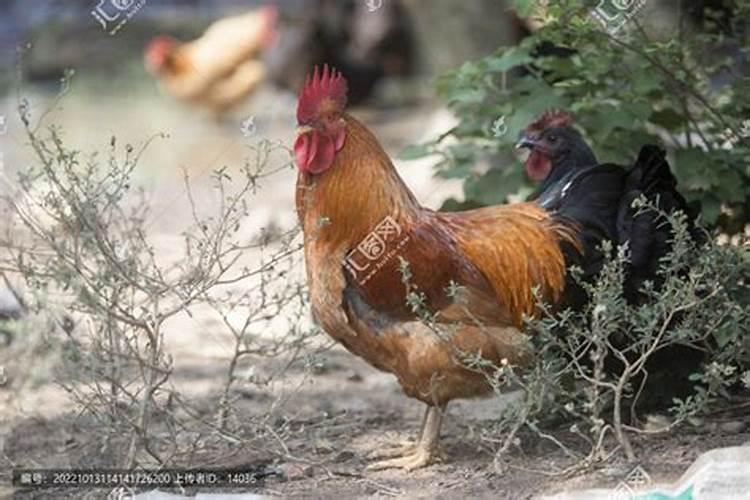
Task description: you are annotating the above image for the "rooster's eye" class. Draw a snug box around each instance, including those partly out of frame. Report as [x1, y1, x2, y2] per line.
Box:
[547, 134, 558, 142]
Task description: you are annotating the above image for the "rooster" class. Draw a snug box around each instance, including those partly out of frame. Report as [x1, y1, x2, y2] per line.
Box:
[294, 67, 695, 470]
[144, 6, 278, 117]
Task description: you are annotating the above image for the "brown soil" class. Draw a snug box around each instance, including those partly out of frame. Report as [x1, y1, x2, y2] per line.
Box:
[3, 347, 749, 500]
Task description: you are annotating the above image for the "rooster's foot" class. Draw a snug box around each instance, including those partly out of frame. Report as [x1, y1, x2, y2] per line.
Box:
[366, 405, 445, 471]
[366, 446, 441, 471]
[369, 439, 419, 460]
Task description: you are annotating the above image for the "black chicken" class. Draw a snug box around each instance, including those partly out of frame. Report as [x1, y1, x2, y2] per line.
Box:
[265, 0, 416, 105]
[517, 110, 703, 304]
[516, 110, 706, 411]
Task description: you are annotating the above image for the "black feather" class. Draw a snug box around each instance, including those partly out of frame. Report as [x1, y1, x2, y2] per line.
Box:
[540, 162, 627, 309]
[539, 144, 702, 305]
[533, 140, 706, 414]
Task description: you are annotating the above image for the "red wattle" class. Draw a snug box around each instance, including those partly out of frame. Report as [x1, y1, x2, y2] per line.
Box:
[294, 130, 338, 175]
[294, 133, 313, 171]
[526, 150, 551, 182]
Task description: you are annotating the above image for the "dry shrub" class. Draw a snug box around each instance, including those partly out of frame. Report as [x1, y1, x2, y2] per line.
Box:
[0, 99, 318, 470]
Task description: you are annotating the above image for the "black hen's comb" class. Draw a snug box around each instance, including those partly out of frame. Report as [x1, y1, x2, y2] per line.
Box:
[525, 109, 573, 133]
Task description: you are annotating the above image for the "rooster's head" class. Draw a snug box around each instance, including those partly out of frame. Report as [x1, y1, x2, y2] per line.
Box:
[516, 110, 594, 182]
[295, 65, 348, 175]
[145, 36, 178, 74]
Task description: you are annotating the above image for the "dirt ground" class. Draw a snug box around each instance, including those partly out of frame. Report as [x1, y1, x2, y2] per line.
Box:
[4, 347, 750, 499]
[1, 82, 749, 500]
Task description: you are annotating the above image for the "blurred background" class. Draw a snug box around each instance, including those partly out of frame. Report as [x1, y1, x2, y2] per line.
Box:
[0, 0, 535, 237]
[1, 0, 746, 232]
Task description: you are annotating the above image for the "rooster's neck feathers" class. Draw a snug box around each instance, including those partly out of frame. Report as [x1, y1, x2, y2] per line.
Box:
[298, 115, 421, 247]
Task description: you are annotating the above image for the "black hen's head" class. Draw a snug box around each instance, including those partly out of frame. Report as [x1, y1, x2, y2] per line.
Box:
[516, 110, 597, 184]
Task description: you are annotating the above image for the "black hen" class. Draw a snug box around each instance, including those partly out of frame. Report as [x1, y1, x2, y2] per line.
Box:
[265, 0, 416, 105]
[517, 110, 705, 412]
[616, 146, 705, 300]
[517, 111, 702, 305]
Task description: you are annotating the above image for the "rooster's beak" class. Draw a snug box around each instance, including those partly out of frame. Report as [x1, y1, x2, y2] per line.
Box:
[296, 125, 314, 137]
[515, 135, 536, 150]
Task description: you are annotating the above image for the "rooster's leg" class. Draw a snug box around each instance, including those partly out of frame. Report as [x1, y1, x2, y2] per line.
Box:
[367, 405, 444, 471]
[370, 406, 430, 459]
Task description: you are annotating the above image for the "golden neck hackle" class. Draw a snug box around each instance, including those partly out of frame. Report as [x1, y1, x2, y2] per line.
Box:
[298, 114, 421, 248]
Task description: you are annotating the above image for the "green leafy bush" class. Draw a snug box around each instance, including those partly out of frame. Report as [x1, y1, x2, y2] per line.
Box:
[404, 0, 750, 230]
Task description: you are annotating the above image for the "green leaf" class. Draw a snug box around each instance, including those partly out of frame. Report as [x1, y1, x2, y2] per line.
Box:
[414, 2, 749, 231]
[398, 143, 434, 161]
[700, 195, 722, 224]
[485, 46, 534, 73]
[439, 197, 486, 212]
[448, 87, 487, 105]
[650, 108, 687, 130]
[511, 0, 535, 16]
[463, 164, 527, 205]
[713, 170, 745, 202]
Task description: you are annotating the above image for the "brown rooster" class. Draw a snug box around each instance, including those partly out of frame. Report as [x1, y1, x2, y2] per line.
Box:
[144, 6, 278, 117]
[294, 67, 690, 470]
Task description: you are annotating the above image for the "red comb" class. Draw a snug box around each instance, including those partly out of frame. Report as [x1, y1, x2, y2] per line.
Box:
[525, 109, 573, 132]
[146, 35, 176, 54]
[297, 65, 348, 124]
[145, 36, 177, 71]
